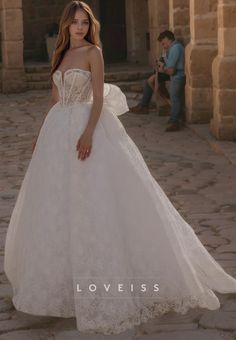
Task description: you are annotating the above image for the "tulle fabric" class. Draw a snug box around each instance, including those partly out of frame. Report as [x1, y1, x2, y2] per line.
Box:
[4, 69, 236, 335]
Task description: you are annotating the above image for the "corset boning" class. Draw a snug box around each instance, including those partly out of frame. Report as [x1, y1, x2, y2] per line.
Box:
[52, 69, 93, 107]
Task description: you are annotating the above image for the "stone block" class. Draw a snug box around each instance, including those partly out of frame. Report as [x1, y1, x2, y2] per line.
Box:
[191, 0, 217, 16]
[211, 120, 236, 144]
[187, 87, 213, 110]
[218, 2, 236, 28]
[221, 116, 236, 125]
[212, 55, 236, 88]
[199, 310, 236, 330]
[138, 329, 222, 340]
[171, 8, 190, 26]
[170, 0, 189, 9]
[185, 85, 213, 122]
[213, 123, 236, 140]
[189, 75, 212, 88]
[192, 14, 217, 43]
[0, 0, 22, 9]
[222, 299, 236, 311]
[1, 9, 23, 40]
[1, 68, 27, 93]
[173, 28, 190, 46]
[2, 41, 24, 68]
[213, 88, 236, 117]
[218, 28, 236, 57]
[185, 44, 217, 87]
[54, 329, 135, 339]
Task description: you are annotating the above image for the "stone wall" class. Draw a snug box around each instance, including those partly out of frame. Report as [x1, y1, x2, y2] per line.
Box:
[185, 0, 218, 123]
[147, 0, 169, 65]
[169, 0, 190, 46]
[126, 0, 149, 64]
[0, 6, 2, 62]
[0, 0, 26, 92]
[210, 0, 236, 140]
[22, 0, 68, 61]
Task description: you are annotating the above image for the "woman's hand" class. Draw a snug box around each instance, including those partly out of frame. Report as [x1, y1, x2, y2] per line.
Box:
[76, 129, 93, 161]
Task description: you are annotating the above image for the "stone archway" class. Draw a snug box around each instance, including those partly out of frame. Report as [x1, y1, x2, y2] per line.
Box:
[0, 0, 26, 93]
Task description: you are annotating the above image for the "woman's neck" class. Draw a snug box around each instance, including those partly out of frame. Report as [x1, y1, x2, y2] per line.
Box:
[69, 39, 88, 50]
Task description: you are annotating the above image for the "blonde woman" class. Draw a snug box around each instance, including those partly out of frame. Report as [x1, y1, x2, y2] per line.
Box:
[4, 0, 236, 336]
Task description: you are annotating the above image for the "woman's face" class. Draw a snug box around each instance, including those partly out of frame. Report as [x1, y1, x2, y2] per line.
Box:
[69, 9, 90, 41]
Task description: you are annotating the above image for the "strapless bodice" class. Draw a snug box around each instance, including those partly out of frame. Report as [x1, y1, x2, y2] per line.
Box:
[53, 68, 93, 107]
[52, 68, 129, 116]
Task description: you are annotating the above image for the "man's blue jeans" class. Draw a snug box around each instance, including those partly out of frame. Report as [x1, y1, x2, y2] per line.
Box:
[169, 77, 186, 124]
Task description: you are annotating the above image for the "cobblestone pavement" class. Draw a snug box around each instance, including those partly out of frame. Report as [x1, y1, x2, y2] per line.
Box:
[0, 89, 236, 339]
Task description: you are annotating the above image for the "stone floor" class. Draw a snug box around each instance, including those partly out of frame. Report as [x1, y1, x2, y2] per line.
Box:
[0, 89, 236, 339]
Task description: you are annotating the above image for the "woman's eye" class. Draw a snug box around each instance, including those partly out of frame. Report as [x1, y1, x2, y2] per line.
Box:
[71, 20, 88, 25]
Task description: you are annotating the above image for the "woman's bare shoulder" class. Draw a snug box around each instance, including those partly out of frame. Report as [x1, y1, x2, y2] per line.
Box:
[87, 44, 102, 54]
[88, 45, 104, 74]
[87, 45, 103, 62]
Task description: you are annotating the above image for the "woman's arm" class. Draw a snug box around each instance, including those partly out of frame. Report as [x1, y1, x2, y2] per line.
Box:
[76, 46, 104, 161]
[84, 45, 104, 135]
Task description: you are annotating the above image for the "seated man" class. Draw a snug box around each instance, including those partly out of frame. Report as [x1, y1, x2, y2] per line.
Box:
[157, 30, 186, 132]
[129, 48, 170, 115]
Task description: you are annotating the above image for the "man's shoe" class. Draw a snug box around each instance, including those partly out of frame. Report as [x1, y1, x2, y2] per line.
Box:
[165, 122, 180, 132]
[129, 104, 149, 114]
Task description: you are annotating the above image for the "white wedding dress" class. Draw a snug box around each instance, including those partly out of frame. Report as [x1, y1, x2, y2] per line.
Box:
[4, 68, 236, 335]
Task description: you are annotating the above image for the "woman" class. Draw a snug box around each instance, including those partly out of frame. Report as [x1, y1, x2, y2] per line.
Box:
[4, 0, 236, 336]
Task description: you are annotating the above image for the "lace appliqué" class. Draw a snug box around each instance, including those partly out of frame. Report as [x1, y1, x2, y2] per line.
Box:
[53, 69, 92, 107]
[75, 295, 215, 335]
[12, 290, 217, 335]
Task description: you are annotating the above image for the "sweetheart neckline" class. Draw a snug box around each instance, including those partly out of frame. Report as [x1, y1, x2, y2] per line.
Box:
[54, 68, 91, 79]
[53, 68, 92, 89]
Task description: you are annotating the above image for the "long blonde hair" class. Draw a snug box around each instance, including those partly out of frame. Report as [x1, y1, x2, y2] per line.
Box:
[50, 0, 101, 80]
